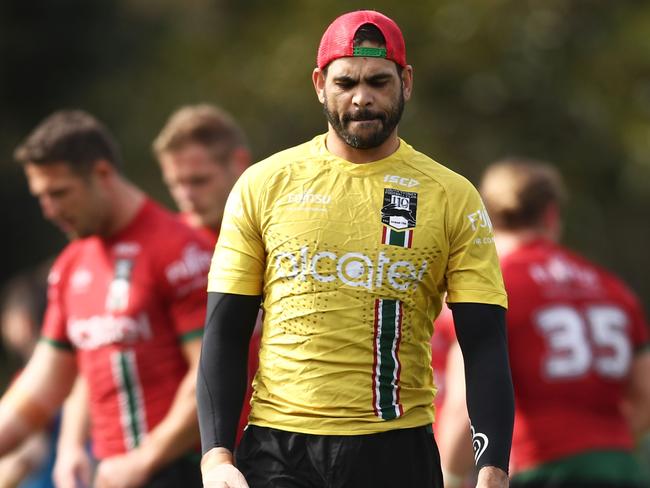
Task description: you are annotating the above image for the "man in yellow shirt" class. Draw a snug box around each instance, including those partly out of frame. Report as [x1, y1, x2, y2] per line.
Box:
[198, 10, 513, 488]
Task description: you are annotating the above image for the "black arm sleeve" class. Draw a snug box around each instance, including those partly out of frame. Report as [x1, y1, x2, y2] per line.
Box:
[450, 302, 514, 473]
[196, 291, 261, 454]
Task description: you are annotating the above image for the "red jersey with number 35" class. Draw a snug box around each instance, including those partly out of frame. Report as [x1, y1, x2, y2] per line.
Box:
[504, 238, 649, 472]
[42, 200, 212, 459]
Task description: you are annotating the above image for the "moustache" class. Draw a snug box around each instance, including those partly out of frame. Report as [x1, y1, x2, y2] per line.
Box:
[342, 110, 385, 124]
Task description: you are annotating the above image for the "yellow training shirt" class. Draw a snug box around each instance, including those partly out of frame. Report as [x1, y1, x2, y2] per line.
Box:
[208, 134, 506, 435]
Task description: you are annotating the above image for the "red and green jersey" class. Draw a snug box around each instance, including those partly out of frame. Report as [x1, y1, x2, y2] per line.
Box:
[42, 200, 212, 458]
[429, 304, 456, 436]
[504, 239, 649, 472]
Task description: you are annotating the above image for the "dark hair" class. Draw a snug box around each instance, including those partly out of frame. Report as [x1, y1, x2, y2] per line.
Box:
[353, 23, 386, 47]
[13, 110, 123, 173]
[152, 104, 248, 163]
[480, 158, 567, 231]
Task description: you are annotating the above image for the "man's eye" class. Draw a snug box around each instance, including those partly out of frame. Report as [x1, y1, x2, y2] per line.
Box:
[50, 189, 68, 199]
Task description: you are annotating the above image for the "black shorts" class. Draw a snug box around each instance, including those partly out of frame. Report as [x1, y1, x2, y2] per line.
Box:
[235, 424, 443, 488]
[143, 453, 202, 488]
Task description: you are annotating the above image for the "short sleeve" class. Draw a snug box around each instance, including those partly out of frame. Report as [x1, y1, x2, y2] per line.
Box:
[445, 180, 507, 308]
[40, 262, 74, 351]
[207, 169, 265, 296]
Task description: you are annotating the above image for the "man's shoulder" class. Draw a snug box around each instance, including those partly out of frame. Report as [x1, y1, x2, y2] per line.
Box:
[398, 141, 477, 193]
[248, 139, 316, 173]
[134, 200, 211, 247]
[47, 238, 98, 287]
[505, 240, 641, 304]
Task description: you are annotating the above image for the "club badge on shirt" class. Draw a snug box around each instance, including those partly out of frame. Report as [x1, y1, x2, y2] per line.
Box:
[105, 258, 134, 312]
[380, 188, 418, 248]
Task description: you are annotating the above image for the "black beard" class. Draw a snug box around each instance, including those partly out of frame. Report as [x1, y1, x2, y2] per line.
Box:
[323, 89, 405, 150]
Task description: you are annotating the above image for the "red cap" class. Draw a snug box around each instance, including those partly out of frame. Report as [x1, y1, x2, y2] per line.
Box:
[317, 10, 407, 69]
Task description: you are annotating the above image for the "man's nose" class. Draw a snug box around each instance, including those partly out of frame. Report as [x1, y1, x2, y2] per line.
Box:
[352, 85, 374, 108]
[39, 195, 60, 220]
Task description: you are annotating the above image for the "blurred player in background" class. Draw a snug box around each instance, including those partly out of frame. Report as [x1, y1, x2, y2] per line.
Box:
[153, 103, 260, 447]
[0, 110, 213, 488]
[53, 104, 260, 486]
[437, 158, 650, 488]
[153, 103, 251, 243]
[0, 262, 56, 488]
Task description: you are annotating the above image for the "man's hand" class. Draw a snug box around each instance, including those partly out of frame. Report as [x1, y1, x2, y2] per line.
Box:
[53, 444, 93, 488]
[476, 466, 509, 487]
[201, 447, 249, 488]
[93, 448, 153, 488]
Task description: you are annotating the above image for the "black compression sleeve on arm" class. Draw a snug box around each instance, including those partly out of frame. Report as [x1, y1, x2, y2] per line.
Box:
[450, 302, 514, 473]
[197, 291, 261, 454]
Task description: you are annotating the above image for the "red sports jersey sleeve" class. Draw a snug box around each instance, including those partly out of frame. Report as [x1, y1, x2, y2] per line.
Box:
[157, 239, 212, 340]
[41, 244, 79, 350]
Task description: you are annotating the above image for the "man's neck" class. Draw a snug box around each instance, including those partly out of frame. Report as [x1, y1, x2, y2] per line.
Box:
[324, 127, 400, 164]
[495, 229, 550, 257]
[101, 177, 146, 238]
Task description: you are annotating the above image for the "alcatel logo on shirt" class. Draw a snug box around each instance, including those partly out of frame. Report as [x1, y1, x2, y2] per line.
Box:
[274, 246, 427, 292]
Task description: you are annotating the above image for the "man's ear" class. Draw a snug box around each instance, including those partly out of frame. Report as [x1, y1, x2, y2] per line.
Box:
[542, 202, 562, 242]
[312, 68, 326, 104]
[229, 147, 252, 177]
[401, 65, 414, 102]
[92, 159, 115, 182]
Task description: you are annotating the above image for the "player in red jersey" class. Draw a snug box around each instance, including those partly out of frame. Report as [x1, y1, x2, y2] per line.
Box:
[53, 104, 259, 487]
[437, 158, 650, 488]
[153, 104, 252, 244]
[0, 110, 213, 488]
[152, 104, 260, 448]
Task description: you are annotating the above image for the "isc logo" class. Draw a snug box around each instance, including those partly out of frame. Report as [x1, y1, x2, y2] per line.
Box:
[384, 175, 419, 188]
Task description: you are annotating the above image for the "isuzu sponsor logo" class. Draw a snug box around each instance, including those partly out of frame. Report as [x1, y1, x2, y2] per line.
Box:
[274, 247, 427, 292]
[286, 191, 331, 205]
[165, 243, 211, 285]
[529, 255, 599, 287]
[68, 313, 152, 350]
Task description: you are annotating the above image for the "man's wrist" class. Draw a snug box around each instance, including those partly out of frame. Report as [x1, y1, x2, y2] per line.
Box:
[442, 468, 465, 488]
[201, 447, 235, 474]
[132, 440, 161, 478]
[477, 465, 509, 487]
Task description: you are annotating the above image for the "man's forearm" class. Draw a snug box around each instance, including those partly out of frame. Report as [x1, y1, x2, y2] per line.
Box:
[135, 363, 202, 475]
[451, 303, 514, 473]
[57, 376, 90, 452]
[0, 344, 76, 456]
[197, 292, 260, 454]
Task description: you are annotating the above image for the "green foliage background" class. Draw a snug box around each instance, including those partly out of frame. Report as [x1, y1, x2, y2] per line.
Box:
[1, 0, 650, 312]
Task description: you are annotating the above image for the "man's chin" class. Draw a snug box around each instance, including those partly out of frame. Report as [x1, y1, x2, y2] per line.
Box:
[342, 131, 387, 150]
